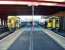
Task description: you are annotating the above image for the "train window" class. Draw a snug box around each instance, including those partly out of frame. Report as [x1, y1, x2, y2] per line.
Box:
[8, 19, 11, 23]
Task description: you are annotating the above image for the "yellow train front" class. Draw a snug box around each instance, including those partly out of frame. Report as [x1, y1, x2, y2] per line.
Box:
[47, 16, 60, 30]
[7, 16, 21, 32]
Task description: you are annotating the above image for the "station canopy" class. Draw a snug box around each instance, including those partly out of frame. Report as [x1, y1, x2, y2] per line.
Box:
[37, 0, 65, 2]
[0, 0, 65, 2]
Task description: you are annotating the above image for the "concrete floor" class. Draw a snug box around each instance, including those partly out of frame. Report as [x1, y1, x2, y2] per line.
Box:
[7, 27, 65, 50]
[0, 23, 65, 50]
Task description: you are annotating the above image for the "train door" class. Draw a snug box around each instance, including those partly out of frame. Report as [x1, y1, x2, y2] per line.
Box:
[47, 18, 53, 29]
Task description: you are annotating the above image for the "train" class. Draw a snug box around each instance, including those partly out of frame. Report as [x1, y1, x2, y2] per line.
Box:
[7, 16, 21, 31]
[47, 16, 60, 29]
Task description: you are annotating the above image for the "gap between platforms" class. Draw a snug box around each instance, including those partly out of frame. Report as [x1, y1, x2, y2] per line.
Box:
[0, 32, 9, 38]
[0, 28, 24, 50]
[42, 28, 65, 49]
